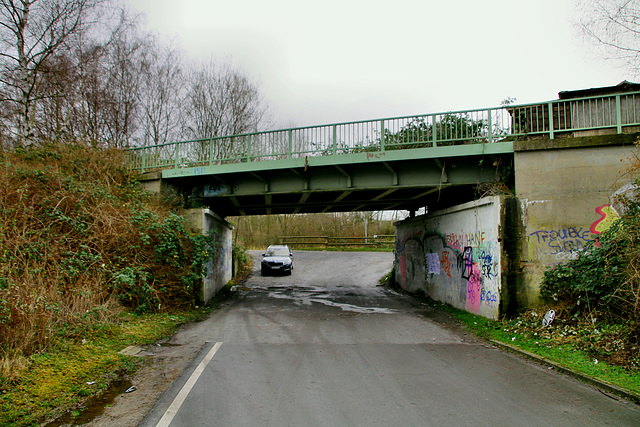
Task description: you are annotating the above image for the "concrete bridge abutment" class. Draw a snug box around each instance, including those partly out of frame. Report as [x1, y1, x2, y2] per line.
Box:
[180, 209, 234, 303]
[136, 172, 233, 304]
[513, 132, 639, 308]
[394, 132, 639, 317]
[136, 171, 182, 203]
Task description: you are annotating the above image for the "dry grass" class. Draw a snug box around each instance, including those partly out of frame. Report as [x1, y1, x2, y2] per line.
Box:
[0, 143, 205, 382]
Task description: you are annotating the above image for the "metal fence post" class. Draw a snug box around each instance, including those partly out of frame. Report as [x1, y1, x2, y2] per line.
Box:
[333, 125, 337, 155]
[141, 149, 146, 173]
[431, 114, 437, 147]
[616, 95, 622, 134]
[288, 129, 293, 158]
[487, 110, 493, 143]
[174, 142, 179, 168]
[247, 134, 252, 162]
[548, 102, 555, 140]
[380, 119, 385, 151]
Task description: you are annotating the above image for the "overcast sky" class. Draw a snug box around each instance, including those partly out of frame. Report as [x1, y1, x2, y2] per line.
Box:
[126, 0, 628, 129]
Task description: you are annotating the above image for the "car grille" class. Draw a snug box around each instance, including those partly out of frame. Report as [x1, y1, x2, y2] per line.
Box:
[266, 261, 284, 267]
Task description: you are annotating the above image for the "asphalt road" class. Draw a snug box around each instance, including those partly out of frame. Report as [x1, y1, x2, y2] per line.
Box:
[140, 250, 640, 426]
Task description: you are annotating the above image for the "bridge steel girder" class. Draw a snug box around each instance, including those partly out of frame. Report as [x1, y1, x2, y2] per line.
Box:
[162, 143, 513, 217]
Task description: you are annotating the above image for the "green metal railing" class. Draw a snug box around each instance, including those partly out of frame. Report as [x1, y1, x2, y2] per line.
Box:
[127, 91, 640, 173]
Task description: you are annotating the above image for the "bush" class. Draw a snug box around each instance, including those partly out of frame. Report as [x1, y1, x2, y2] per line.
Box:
[0, 143, 212, 359]
[232, 243, 253, 280]
[541, 180, 640, 326]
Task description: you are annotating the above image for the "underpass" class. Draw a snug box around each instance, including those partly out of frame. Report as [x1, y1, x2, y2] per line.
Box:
[131, 251, 640, 426]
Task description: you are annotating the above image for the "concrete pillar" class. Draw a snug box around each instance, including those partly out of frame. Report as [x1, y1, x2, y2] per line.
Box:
[181, 209, 234, 303]
[136, 172, 163, 194]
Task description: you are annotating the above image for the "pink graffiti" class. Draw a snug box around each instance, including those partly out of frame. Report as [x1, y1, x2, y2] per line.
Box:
[465, 264, 483, 313]
[366, 152, 386, 160]
[399, 254, 407, 289]
[590, 205, 619, 235]
[445, 233, 463, 251]
[590, 204, 620, 248]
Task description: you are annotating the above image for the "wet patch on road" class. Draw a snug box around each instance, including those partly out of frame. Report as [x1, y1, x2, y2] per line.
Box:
[252, 285, 398, 314]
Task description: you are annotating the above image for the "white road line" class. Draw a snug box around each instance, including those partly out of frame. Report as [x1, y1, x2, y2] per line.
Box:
[156, 341, 223, 427]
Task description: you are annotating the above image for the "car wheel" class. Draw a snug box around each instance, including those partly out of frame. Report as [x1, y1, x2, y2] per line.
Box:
[261, 266, 268, 276]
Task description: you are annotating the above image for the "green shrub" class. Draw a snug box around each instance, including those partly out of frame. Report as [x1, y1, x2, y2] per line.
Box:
[541, 185, 640, 322]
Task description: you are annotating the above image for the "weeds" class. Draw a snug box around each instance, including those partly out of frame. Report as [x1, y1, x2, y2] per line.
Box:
[538, 189, 640, 370]
[232, 243, 253, 280]
[0, 309, 209, 427]
[537, 143, 640, 372]
[0, 143, 212, 380]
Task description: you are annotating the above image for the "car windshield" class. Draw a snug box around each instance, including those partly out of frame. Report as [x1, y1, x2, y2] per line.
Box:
[266, 247, 290, 257]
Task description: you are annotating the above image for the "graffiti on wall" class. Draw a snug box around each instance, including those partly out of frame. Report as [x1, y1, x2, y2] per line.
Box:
[440, 251, 454, 278]
[530, 203, 622, 266]
[445, 232, 486, 252]
[426, 252, 440, 275]
[590, 204, 620, 247]
[396, 227, 500, 316]
[529, 227, 592, 262]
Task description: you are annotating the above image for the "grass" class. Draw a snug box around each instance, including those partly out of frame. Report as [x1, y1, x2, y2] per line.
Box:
[0, 306, 214, 426]
[435, 301, 640, 397]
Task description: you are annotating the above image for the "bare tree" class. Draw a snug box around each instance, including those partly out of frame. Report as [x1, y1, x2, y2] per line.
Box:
[34, 49, 79, 141]
[0, 2, 270, 150]
[34, 6, 153, 148]
[98, 11, 150, 148]
[577, 0, 640, 75]
[138, 42, 184, 146]
[182, 58, 268, 158]
[0, 0, 104, 145]
[65, 41, 106, 143]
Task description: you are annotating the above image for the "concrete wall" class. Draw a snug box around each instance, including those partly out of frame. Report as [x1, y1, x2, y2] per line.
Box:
[136, 173, 234, 303]
[181, 209, 234, 303]
[394, 196, 512, 319]
[514, 134, 638, 307]
[137, 172, 164, 194]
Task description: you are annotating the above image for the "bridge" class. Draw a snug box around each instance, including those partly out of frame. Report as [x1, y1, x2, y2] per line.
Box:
[127, 88, 640, 217]
[126, 83, 640, 314]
